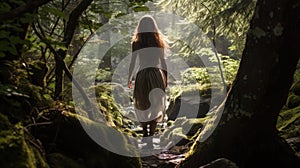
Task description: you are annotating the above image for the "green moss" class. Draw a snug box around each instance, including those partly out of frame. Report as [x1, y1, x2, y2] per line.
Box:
[47, 153, 84, 168]
[286, 94, 300, 108]
[182, 118, 205, 136]
[91, 83, 125, 127]
[0, 122, 48, 168]
[277, 106, 300, 138]
[290, 80, 300, 96]
[0, 113, 11, 130]
[160, 117, 206, 146]
[59, 111, 142, 168]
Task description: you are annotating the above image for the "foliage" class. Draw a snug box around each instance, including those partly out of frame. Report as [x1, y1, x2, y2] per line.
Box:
[170, 54, 239, 100]
[157, 0, 256, 58]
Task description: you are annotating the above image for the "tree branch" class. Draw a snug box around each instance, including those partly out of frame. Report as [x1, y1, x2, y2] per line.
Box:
[62, 0, 93, 47]
[32, 23, 100, 121]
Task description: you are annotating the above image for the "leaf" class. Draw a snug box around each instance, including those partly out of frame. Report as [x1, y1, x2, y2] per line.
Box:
[0, 52, 5, 58]
[7, 45, 18, 55]
[132, 5, 149, 12]
[9, 36, 24, 44]
[41, 6, 67, 19]
[20, 13, 35, 23]
[0, 30, 10, 39]
[0, 2, 11, 13]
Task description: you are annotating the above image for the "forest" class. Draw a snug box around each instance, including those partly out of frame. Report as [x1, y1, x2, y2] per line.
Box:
[0, 0, 300, 167]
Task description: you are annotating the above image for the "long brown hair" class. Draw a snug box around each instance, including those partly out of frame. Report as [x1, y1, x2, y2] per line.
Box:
[132, 15, 168, 52]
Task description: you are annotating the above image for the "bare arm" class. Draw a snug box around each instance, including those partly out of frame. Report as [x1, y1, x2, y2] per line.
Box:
[160, 51, 168, 87]
[128, 43, 138, 88]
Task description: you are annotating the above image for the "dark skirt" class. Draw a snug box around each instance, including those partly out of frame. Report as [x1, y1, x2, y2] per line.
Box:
[133, 67, 166, 123]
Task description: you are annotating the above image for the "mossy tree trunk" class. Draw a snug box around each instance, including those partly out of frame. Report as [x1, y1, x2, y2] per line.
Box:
[178, 0, 300, 167]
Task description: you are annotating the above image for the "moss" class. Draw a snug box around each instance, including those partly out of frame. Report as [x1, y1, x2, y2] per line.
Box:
[290, 80, 300, 96]
[0, 122, 48, 168]
[44, 111, 142, 168]
[182, 118, 206, 136]
[277, 105, 300, 138]
[91, 83, 125, 127]
[286, 94, 300, 108]
[160, 117, 205, 146]
[0, 113, 11, 130]
[47, 153, 84, 168]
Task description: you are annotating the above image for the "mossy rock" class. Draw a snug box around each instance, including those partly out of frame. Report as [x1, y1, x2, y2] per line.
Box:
[47, 153, 84, 168]
[160, 117, 205, 146]
[35, 111, 142, 168]
[91, 83, 128, 127]
[0, 85, 30, 124]
[166, 94, 210, 120]
[290, 80, 300, 96]
[110, 82, 131, 107]
[286, 94, 300, 108]
[0, 113, 48, 168]
[160, 127, 190, 146]
[277, 105, 300, 139]
[182, 118, 205, 136]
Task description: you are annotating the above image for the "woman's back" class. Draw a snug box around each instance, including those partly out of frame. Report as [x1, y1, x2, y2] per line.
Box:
[133, 42, 164, 70]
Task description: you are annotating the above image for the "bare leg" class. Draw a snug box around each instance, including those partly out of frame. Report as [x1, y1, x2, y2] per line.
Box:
[149, 120, 157, 136]
[141, 122, 148, 137]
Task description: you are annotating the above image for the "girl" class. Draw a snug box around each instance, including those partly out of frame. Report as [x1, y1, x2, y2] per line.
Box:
[128, 15, 168, 138]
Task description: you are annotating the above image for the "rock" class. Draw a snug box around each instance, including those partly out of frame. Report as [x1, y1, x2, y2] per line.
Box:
[277, 105, 300, 138]
[160, 117, 205, 147]
[166, 95, 210, 121]
[291, 80, 300, 96]
[47, 153, 83, 168]
[35, 111, 142, 168]
[160, 126, 189, 146]
[199, 158, 238, 168]
[0, 113, 48, 168]
[109, 82, 132, 107]
[287, 94, 300, 108]
[182, 118, 205, 136]
[286, 136, 300, 153]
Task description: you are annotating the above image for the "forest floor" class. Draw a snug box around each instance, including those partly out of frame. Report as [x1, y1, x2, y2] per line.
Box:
[140, 144, 188, 168]
[131, 125, 191, 168]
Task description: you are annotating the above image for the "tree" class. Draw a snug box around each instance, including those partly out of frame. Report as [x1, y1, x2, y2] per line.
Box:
[178, 0, 300, 167]
[0, 0, 51, 84]
[53, 0, 93, 100]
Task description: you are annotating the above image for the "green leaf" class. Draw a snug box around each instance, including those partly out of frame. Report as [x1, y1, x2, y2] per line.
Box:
[9, 36, 24, 44]
[7, 45, 18, 55]
[0, 52, 5, 58]
[0, 30, 10, 39]
[42, 6, 67, 19]
[0, 2, 11, 13]
[132, 5, 149, 12]
[20, 13, 35, 23]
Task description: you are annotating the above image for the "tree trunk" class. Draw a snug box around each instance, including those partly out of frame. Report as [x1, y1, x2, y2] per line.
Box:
[178, 0, 300, 167]
[54, 50, 65, 99]
[54, 0, 93, 100]
[98, 0, 112, 71]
